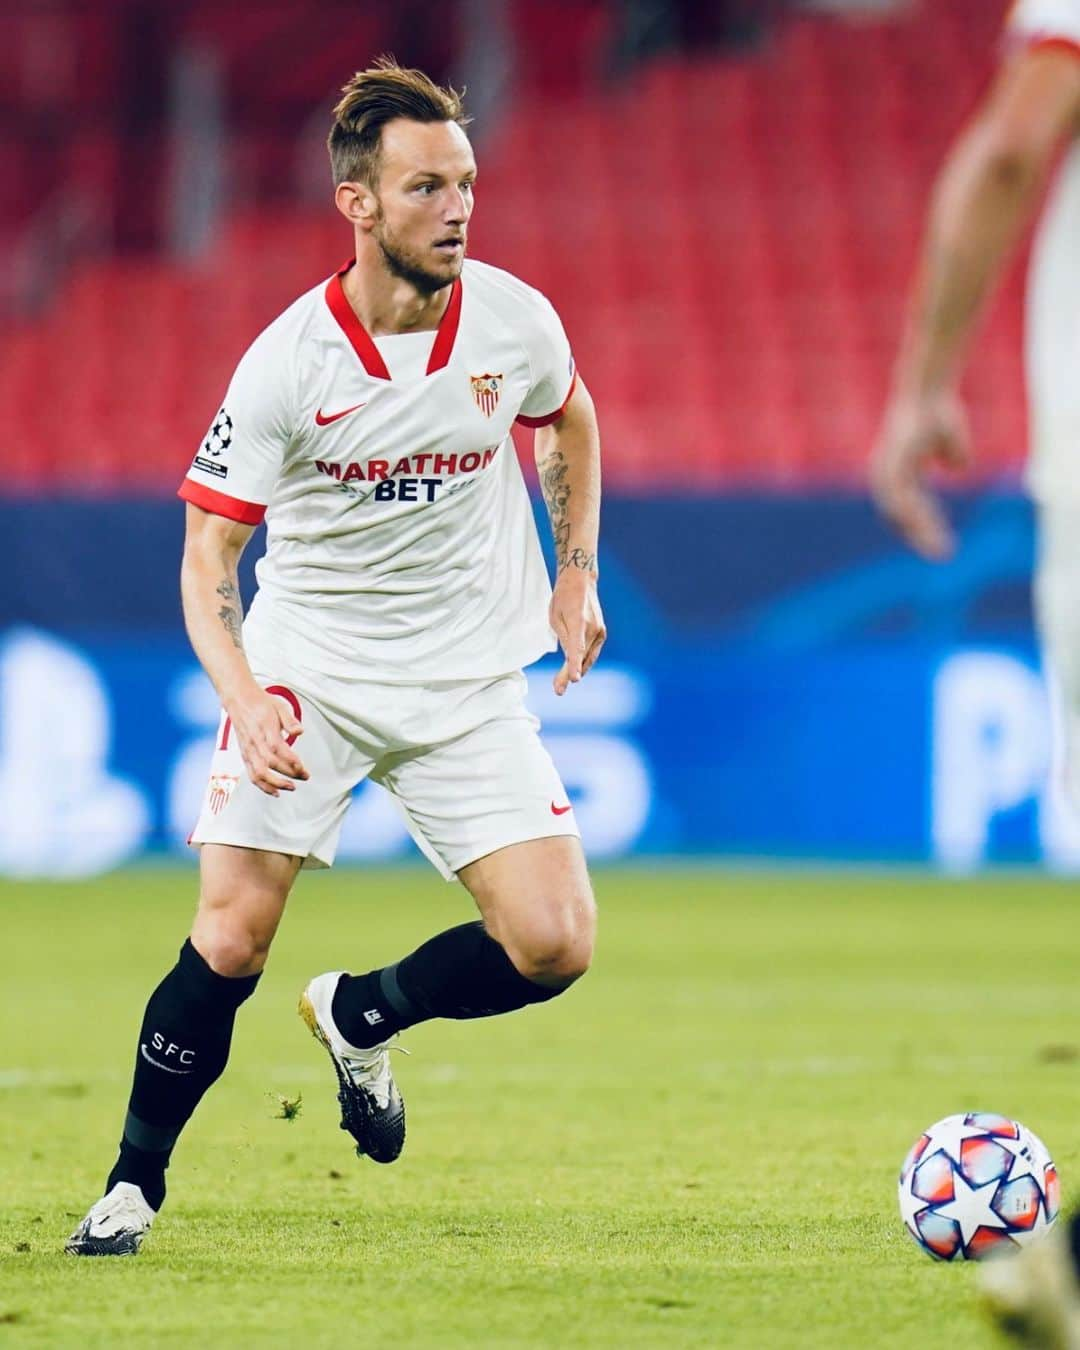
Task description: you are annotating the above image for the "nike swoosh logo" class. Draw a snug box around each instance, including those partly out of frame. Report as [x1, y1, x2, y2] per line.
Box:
[315, 402, 366, 426]
[140, 1044, 194, 1075]
[550, 802, 572, 816]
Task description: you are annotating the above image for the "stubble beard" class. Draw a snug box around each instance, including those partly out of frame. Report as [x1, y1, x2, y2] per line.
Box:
[375, 221, 464, 295]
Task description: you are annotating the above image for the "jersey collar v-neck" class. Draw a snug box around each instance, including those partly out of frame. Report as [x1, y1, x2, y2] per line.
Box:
[325, 259, 463, 381]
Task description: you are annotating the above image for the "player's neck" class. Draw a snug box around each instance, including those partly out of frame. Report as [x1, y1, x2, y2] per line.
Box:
[341, 256, 453, 337]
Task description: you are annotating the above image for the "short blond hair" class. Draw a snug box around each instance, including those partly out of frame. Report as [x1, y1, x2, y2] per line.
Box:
[328, 56, 470, 187]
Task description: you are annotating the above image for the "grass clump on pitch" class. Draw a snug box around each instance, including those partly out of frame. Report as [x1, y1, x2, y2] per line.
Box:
[1, 866, 1077, 1347]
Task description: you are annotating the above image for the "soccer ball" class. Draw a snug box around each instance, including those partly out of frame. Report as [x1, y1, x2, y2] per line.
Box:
[898, 1112, 1059, 1261]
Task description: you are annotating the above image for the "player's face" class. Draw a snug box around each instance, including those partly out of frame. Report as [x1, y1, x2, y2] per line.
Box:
[371, 119, 476, 294]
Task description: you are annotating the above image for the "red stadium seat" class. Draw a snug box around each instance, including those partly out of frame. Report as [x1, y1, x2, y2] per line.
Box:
[0, 0, 1026, 493]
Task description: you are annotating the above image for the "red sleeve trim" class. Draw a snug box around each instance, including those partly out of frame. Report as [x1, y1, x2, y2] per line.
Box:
[178, 478, 267, 525]
[515, 368, 579, 428]
[1027, 35, 1080, 60]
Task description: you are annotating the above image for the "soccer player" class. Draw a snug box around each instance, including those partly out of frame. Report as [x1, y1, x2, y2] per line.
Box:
[66, 60, 604, 1257]
[872, 1, 1080, 741]
[872, 2, 1080, 1339]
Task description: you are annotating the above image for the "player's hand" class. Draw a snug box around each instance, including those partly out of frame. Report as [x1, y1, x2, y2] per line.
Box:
[870, 390, 972, 561]
[550, 567, 606, 696]
[225, 686, 309, 796]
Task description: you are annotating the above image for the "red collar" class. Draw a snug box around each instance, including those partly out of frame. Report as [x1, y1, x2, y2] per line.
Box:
[325, 260, 463, 380]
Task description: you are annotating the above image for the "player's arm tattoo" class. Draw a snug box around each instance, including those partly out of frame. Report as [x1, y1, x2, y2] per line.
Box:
[563, 546, 598, 573]
[216, 577, 244, 650]
[538, 449, 598, 574]
[538, 451, 572, 570]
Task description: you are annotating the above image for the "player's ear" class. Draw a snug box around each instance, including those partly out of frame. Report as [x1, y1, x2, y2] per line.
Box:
[334, 180, 379, 232]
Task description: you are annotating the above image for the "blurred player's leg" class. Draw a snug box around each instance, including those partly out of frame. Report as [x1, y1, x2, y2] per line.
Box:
[979, 505, 1080, 1333]
[1035, 503, 1080, 814]
[980, 1211, 1080, 1348]
[66, 845, 299, 1256]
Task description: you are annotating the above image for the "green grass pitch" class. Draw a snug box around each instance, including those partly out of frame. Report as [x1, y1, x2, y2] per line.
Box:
[2, 866, 1078, 1347]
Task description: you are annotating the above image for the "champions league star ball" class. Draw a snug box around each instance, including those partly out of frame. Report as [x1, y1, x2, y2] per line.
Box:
[204, 407, 233, 456]
[898, 1113, 1060, 1261]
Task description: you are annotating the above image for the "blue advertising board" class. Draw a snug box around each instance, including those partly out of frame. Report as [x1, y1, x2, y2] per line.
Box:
[3, 492, 1067, 876]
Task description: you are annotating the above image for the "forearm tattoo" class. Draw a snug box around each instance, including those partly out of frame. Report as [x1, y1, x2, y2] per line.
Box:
[216, 577, 243, 650]
[538, 446, 599, 574]
[539, 450, 571, 569]
[563, 546, 597, 573]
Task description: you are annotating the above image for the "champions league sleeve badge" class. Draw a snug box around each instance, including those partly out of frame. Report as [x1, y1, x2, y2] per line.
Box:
[469, 373, 503, 417]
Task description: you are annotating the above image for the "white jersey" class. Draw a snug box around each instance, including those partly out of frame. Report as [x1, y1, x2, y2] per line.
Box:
[1006, 0, 1080, 501]
[179, 259, 577, 681]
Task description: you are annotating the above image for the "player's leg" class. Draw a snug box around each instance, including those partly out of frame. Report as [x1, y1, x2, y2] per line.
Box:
[68, 677, 360, 1255]
[300, 837, 592, 1167]
[301, 676, 593, 1162]
[980, 1208, 1080, 1346]
[319, 834, 592, 1042]
[331, 678, 593, 1039]
[457, 834, 595, 986]
[1035, 502, 1080, 814]
[66, 844, 298, 1256]
[977, 507, 1080, 1340]
[107, 844, 299, 1205]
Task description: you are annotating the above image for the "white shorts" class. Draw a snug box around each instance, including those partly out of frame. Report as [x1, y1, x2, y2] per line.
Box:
[189, 655, 579, 880]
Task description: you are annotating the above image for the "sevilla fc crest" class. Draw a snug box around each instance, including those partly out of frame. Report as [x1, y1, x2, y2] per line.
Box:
[470, 373, 503, 417]
[207, 773, 239, 816]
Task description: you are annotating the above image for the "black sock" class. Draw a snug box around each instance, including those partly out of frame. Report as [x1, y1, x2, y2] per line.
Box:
[106, 939, 260, 1210]
[331, 921, 562, 1048]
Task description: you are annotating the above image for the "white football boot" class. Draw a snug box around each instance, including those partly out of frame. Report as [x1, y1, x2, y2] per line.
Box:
[980, 1224, 1080, 1349]
[65, 1182, 156, 1257]
[298, 971, 406, 1163]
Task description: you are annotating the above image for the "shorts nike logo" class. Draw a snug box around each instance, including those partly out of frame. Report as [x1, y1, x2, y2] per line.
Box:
[550, 802, 572, 816]
[315, 402, 366, 426]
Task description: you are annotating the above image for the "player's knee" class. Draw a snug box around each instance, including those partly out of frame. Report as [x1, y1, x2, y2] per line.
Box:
[190, 913, 272, 979]
[193, 853, 290, 978]
[505, 890, 596, 987]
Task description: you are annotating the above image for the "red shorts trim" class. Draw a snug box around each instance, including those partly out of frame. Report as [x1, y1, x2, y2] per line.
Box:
[178, 478, 267, 525]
